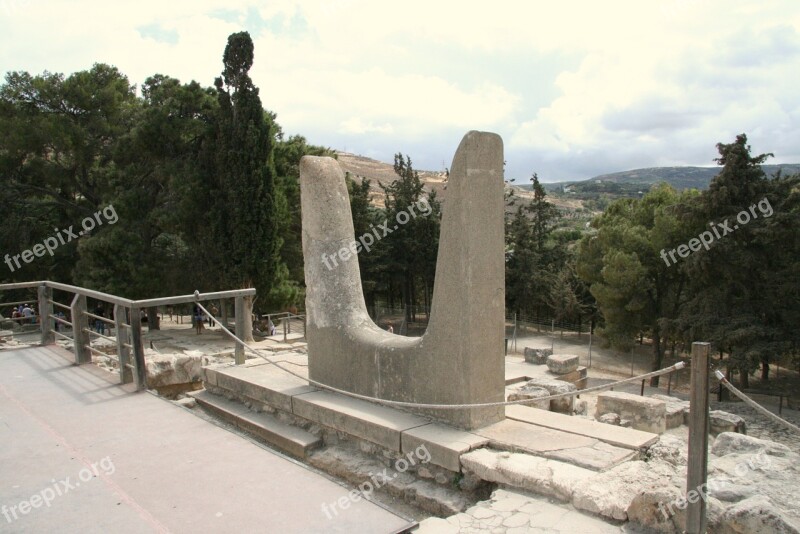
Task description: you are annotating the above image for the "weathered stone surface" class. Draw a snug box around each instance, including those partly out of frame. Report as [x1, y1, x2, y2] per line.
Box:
[546, 440, 637, 472]
[708, 433, 800, 529]
[599, 413, 620, 426]
[146, 352, 203, 387]
[712, 432, 790, 457]
[573, 460, 675, 521]
[646, 434, 688, 467]
[417, 488, 623, 534]
[596, 391, 666, 434]
[301, 132, 506, 429]
[506, 404, 658, 450]
[626, 485, 684, 533]
[708, 481, 756, 502]
[517, 377, 576, 413]
[292, 390, 427, 451]
[401, 423, 487, 472]
[719, 495, 800, 534]
[651, 394, 690, 429]
[475, 419, 635, 471]
[709, 410, 747, 436]
[309, 446, 470, 517]
[460, 449, 594, 502]
[523, 346, 551, 364]
[506, 385, 549, 410]
[546, 353, 579, 375]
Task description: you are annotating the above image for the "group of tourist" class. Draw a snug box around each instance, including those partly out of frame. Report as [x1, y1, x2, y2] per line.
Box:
[9, 303, 36, 324]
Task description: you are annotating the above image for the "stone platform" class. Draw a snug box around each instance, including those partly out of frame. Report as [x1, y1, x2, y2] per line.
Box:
[200, 356, 657, 474]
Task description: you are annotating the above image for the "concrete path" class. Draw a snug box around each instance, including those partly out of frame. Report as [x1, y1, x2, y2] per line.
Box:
[0, 346, 414, 533]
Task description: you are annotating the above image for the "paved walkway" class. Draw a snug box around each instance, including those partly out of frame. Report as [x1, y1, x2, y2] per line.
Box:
[0, 346, 414, 533]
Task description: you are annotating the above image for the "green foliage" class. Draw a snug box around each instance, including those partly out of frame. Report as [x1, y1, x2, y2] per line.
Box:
[576, 183, 697, 384]
[676, 134, 799, 385]
[505, 174, 567, 319]
[0, 64, 137, 283]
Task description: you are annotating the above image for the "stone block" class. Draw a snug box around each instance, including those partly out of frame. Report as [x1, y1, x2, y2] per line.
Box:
[546, 354, 579, 375]
[709, 410, 747, 436]
[506, 385, 550, 410]
[400, 423, 487, 472]
[651, 394, 689, 429]
[519, 377, 576, 413]
[596, 391, 666, 434]
[460, 448, 595, 502]
[523, 346, 551, 364]
[292, 390, 428, 451]
[598, 413, 620, 426]
[555, 366, 588, 389]
[505, 405, 658, 450]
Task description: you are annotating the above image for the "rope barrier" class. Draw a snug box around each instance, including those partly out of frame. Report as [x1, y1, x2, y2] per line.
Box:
[195, 300, 685, 410]
[714, 370, 800, 435]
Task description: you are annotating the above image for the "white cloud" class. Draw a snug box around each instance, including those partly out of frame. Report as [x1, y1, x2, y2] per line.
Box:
[1, 0, 799, 180]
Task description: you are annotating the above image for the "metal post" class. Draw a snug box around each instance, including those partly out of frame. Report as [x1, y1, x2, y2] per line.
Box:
[38, 284, 54, 345]
[641, 379, 646, 396]
[70, 294, 91, 364]
[283, 316, 288, 342]
[234, 296, 245, 365]
[114, 305, 132, 384]
[687, 341, 710, 534]
[129, 307, 147, 390]
[588, 331, 593, 368]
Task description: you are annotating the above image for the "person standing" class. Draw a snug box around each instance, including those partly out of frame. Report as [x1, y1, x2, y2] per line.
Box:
[22, 304, 33, 325]
[208, 304, 218, 327]
[93, 304, 105, 334]
[193, 304, 204, 335]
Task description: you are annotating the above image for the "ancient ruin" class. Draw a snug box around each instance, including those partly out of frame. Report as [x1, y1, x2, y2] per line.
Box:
[300, 131, 506, 429]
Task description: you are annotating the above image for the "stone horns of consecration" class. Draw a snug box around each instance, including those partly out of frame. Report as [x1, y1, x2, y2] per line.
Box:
[299, 131, 506, 430]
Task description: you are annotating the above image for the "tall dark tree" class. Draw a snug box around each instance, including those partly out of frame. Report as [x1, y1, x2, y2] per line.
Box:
[505, 174, 562, 319]
[0, 65, 137, 283]
[379, 154, 441, 325]
[207, 32, 286, 336]
[678, 134, 798, 387]
[75, 75, 216, 327]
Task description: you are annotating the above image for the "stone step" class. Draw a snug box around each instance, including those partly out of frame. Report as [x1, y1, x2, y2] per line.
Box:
[292, 390, 430, 451]
[190, 390, 321, 458]
[506, 405, 658, 450]
[474, 419, 638, 471]
[461, 448, 597, 503]
[204, 362, 490, 472]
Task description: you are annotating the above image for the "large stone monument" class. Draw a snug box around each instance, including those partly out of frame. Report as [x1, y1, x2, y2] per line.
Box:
[300, 131, 505, 429]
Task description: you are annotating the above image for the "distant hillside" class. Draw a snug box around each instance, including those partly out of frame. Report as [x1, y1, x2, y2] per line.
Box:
[335, 151, 447, 207]
[541, 164, 800, 193]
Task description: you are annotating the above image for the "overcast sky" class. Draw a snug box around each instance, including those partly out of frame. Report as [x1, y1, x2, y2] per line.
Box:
[2, 0, 798, 182]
